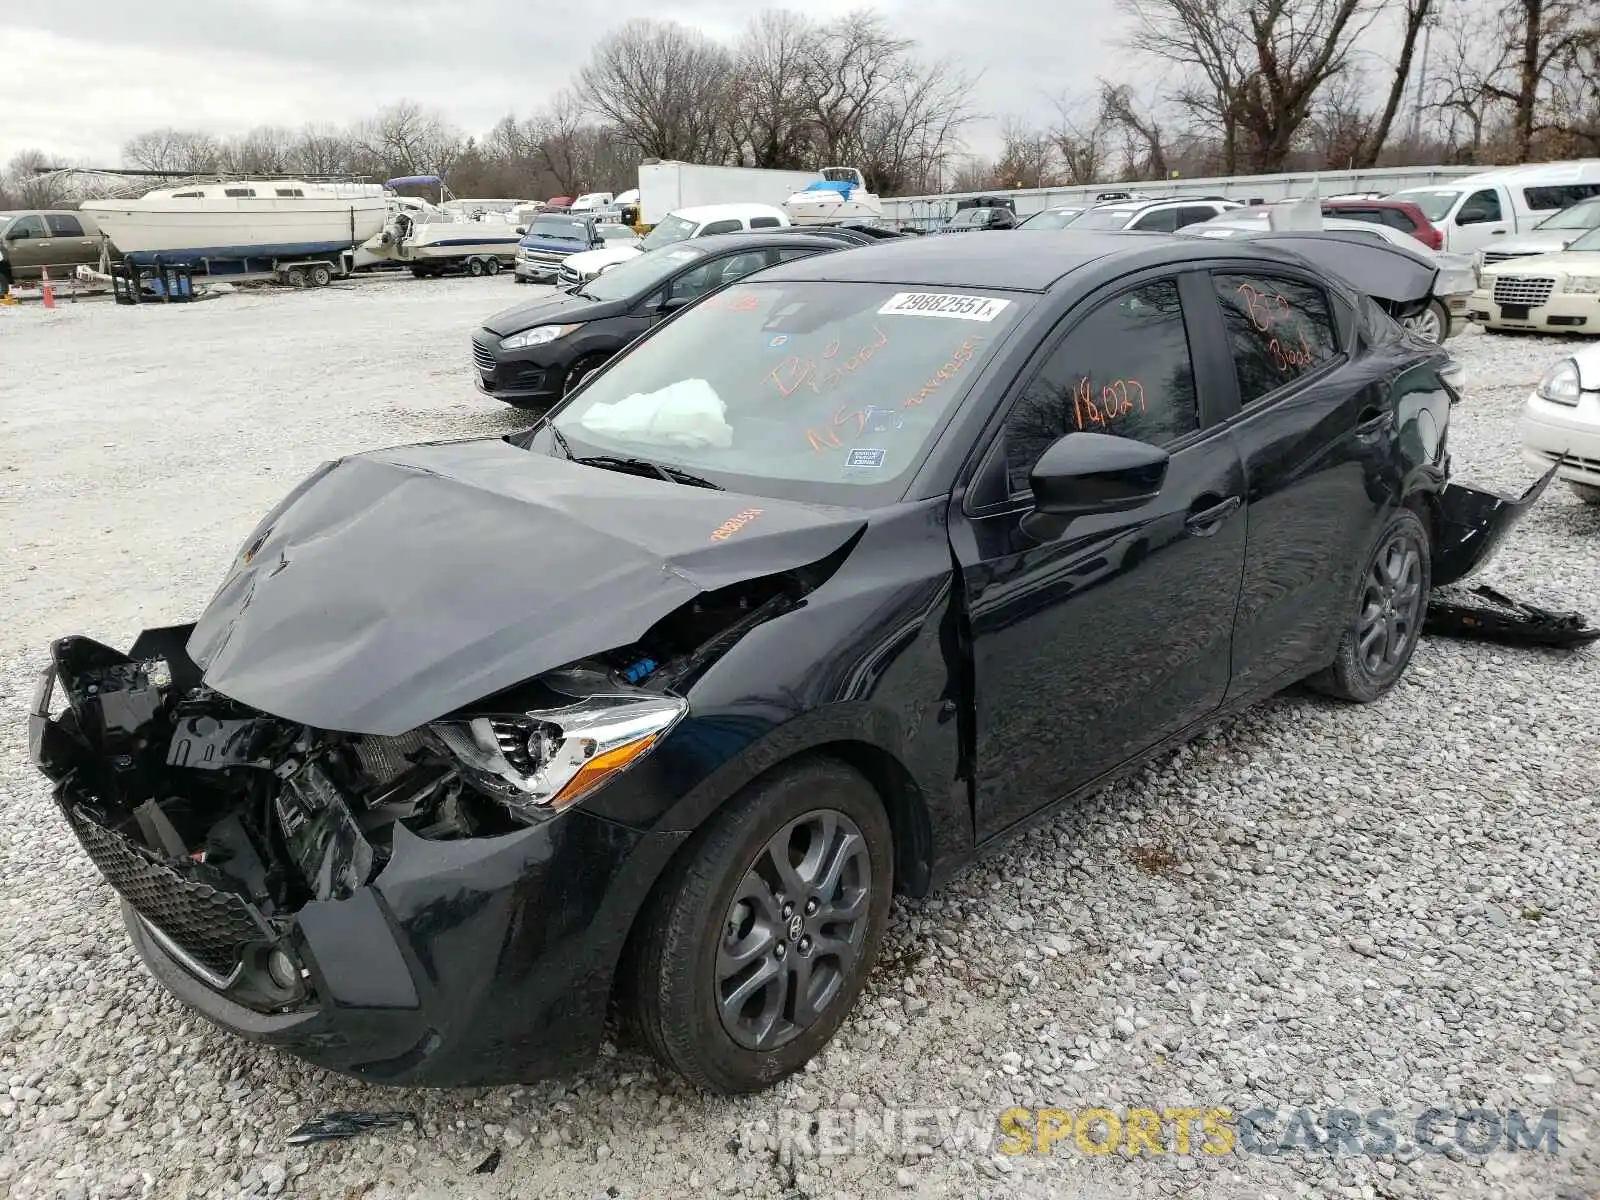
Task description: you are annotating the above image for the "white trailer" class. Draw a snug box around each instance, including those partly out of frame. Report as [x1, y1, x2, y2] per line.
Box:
[636, 162, 823, 227]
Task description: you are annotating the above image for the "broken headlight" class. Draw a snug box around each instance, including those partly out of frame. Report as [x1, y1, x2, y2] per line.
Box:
[1537, 358, 1581, 406]
[429, 690, 685, 818]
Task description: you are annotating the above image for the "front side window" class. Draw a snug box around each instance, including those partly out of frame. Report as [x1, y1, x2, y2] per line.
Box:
[550, 281, 1029, 503]
[1067, 208, 1139, 230]
[5, 215, 47, 239]
[1130, 207, 1178, 232]
[640, 214, 698, 250]
[1213, 273, 1340, 406]
[1017, 208, 1082, 230]
[1458, 189, 1502, 223]
[576, 244, 708, 302]
[1002, 278, 1198, 496]
[45, 214, 85, 237]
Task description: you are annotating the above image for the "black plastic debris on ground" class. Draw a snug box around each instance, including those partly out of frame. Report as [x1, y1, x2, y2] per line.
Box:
[1426, 584, 1600, 649]
[286, 1111, 417, 1145]
[473, 1148, 502, 1174]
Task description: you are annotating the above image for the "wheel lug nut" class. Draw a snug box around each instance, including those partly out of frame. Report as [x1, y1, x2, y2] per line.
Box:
[775, 943, 786, 959]
[804, 899, 818, 916]
[781, 903, 794, 919]
[798, 936, 812, 954]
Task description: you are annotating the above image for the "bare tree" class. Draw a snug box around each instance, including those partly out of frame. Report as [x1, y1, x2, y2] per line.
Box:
[948, 156, 993, 193]
[122, 129, 223, 174]
[1495, 0, 1592, 160]
[353, 101, 464, 177]
[1352, 0, 1434, 166]
[1305, 71, 1378, 167]
[292, 125, 353, 176]
[1051, 91, 1115, 183]
[1431, 5, 1515, 161]
[992, 117, 1056, 188]
[579, 19, 735, 162]
[1101, 83, 1171, 179]
[730, 10, 820, 168]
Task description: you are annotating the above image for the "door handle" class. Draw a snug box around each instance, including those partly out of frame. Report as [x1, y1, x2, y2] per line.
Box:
[1185, 495, 1241, 536]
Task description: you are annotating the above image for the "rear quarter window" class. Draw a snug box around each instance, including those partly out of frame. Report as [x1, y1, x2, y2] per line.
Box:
[1213, 273, 1341, 406]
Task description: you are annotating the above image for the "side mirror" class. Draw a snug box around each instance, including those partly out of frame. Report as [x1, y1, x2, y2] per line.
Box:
[1457, 207, 1491, 226]
[659, 294, 693, 313]
[1028, 432, 1169, 516]
[514, 225, 526, 234]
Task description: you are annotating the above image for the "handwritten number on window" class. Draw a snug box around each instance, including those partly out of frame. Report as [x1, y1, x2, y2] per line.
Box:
[1235, 282, 1317, 372]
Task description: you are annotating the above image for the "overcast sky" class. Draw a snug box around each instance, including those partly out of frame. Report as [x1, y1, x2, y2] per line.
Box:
[3, 0, 1137, 167]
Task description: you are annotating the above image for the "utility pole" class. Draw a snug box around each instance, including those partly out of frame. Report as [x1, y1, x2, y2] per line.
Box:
[1409, 3, 1441, 146]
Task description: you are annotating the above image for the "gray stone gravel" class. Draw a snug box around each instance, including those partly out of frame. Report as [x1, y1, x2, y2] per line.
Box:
[1, 280, 1596, 1199]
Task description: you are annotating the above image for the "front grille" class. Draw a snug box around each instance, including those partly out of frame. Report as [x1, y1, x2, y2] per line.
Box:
[472, 340, 497, 375]
[557, 265, 580, 287]
[1482, 250, 1537, 266]
[70, 809, 265, 979]
[1493, 275, 1555, 307]
[1533, 448, 1600, 473]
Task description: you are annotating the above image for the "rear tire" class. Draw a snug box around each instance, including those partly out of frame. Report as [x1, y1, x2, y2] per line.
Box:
[622, 757, 893, 1094]
[286, 267, 308, 288]
[466, 257, 486, 277]
[1308, 508, 1430, 703]
[308, 264, 332, 288]
[1402, 299, 1449, 343]
[484, 257, 501, 276]
[1569, 482, 1600, 506]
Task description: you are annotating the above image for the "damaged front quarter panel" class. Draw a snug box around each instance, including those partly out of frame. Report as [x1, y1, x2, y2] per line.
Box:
[1431, 459, 1563, 588]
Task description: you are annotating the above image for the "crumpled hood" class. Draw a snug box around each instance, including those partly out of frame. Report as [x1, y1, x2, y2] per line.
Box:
[187, 439, 865, 736]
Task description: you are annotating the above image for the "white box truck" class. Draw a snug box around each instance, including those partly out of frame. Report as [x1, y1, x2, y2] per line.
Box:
[636, 162, 824, 227]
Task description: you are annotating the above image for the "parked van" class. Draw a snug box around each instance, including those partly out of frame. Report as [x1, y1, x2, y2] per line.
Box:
[1389, 160, 1600, 254]
[0, 209, 114, 294]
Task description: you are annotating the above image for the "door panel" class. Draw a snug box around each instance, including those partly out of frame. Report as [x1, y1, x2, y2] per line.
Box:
[951, 274, 1247, 840]
[1206, 269, 1393, 698]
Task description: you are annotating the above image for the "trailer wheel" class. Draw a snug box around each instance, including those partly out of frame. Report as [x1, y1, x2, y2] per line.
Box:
[484, 257, 501, 276]
[286, 267, 308, 289]
[309, 264, 332, 288]
[467, 257, 487, 278]
[411, 266, 430, 279]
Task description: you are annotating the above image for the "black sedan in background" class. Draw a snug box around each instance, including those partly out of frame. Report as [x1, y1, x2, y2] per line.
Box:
[29, 232, 1548, 1098]
[472, 231, 848, 410]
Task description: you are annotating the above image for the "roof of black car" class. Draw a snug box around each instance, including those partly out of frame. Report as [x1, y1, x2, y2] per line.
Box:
[757, 229, 1258, 291]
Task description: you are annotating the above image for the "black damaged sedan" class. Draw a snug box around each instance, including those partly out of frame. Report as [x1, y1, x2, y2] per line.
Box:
[29, 231, 1548, 1094]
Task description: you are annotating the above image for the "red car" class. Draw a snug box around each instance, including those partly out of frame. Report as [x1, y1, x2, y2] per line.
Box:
[1321, 200, 1444, 251]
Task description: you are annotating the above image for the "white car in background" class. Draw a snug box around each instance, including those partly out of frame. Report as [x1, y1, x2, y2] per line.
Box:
[557, 202, 790, 288]
[1522, 343, 1600, 504]
[1472, 224, 1600, 335]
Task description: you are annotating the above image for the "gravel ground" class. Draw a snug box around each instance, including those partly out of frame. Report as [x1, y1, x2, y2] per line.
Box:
[1, 278, 1597, 1200]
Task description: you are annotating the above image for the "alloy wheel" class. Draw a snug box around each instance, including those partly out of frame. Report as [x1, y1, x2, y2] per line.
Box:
[1403, 304, 1443, 343]
[715, 809, 872, 1052]
[1358, 531, 1424, 676]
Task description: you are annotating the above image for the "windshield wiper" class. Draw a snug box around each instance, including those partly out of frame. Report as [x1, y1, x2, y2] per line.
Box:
[546, 420, 574, 460]
[573, 454, 724, 490]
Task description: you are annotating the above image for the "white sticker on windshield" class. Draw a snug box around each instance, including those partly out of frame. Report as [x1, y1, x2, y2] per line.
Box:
[878, 292, 1011, 322]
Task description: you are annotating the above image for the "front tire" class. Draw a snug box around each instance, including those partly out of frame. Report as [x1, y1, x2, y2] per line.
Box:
[562, 353, 609, 397]
[624, 757, 893, 1094]
[1308, 508, 1430, 703]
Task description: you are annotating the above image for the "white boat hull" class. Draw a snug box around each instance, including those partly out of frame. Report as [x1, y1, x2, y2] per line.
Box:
[783, 195, 885, 225]
[361, 222, 523, 264]
[81, 196, 388, 266]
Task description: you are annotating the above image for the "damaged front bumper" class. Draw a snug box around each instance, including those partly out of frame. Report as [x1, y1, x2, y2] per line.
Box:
[1431, 459, 1562, 589]
[27, 632, 685, 1086]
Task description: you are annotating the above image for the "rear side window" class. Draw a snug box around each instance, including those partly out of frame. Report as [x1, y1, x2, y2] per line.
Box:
[1003, 278, 1198, 495]
[1131, 208, 1178, 232]
[45, 214, 85, 236]
[1213, 273, 1340, 405]
[1378, 209, 1419, 231]
[1174, 206, 1219, 228]
[700, 219, 743, 236]
[749, 216, 781, 229]
[1523, 184, 1600, 210]
[1329, 207, 1383, 225]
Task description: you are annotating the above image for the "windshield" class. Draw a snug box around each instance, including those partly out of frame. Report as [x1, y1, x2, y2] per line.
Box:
[526, 217, 589, 243]
[548, 281, 1029, 504]
[1065, 208, 1137, 230]
[1565, 226, 1600, 252]
[947, 209, 995, 228]
[642, 214, 698, 249]
[1535, 198, 1600, 231]
[1018, 208, 1083, 229]
[577, 244, 706, 302]
[1402, 190, 1461, 222]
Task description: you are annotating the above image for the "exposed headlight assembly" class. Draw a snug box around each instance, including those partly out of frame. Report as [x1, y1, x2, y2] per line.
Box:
[1562, 276, 1600, 295]
[1537, 358, 1581, 406]
[500, 323, 583, 350]
[430, 686, 685, 817]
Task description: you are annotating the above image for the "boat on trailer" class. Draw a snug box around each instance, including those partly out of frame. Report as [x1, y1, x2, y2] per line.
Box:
[80, 179, 388, 285]
[783, 168, 884, 226]
[359, 177, 525, 277]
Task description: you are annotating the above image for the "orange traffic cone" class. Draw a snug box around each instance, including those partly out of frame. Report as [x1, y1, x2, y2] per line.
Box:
[41, 267, 55, 309]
